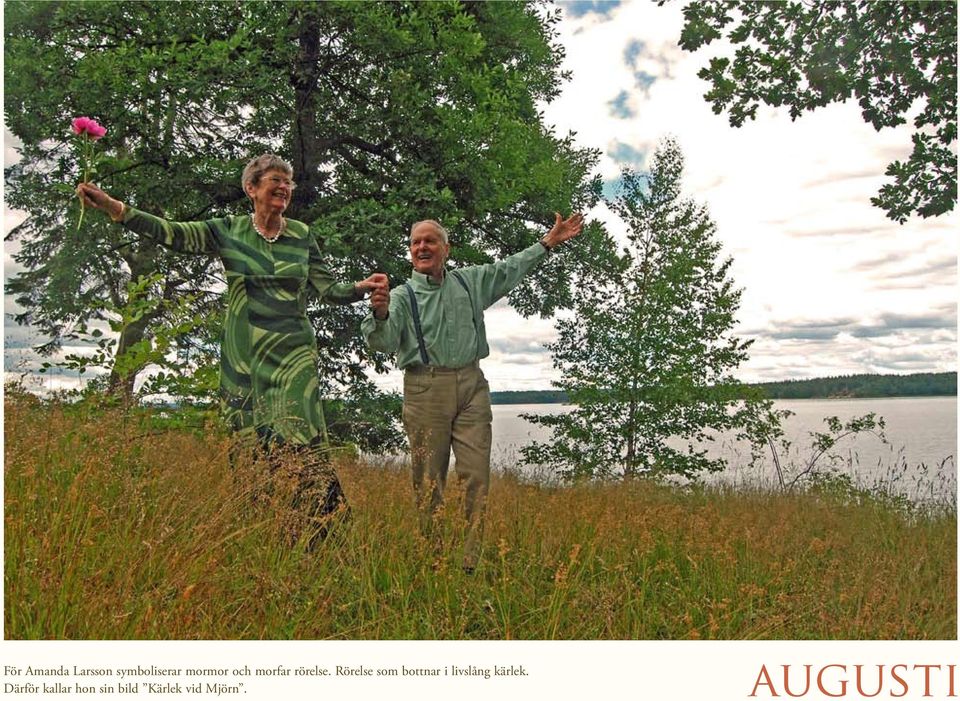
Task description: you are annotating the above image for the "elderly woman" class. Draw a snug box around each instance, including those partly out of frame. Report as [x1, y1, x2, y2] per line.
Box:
[77, 153, 387, 548]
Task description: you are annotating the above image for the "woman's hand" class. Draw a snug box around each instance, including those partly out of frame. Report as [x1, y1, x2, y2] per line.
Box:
[76, 182, 124, 220]
[355, 272, 389, 296]
[354, 273, 390, 319]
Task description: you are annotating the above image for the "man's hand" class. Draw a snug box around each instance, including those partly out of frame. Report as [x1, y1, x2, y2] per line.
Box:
[541, 212, 585, 249]
[354, 272, 390, 319]
[370, 286, 390, 320]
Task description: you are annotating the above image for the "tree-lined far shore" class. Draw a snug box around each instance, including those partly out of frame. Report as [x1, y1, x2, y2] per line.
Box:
[491, 372, 957, 404]
[751, 372, 957, 400]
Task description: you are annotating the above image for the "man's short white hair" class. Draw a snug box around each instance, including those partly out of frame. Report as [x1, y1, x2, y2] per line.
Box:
[410, 219, 448, 244]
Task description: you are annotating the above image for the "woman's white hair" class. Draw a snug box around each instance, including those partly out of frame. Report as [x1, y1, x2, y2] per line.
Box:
[241, 153, 293, 192]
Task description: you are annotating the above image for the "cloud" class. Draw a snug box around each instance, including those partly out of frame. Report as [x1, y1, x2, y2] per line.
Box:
[740, 328, 957, 382]
[872, 279, 954, 291]
[608, 141, 646, 169]
[849, 251, 913, 272]
[868, 308, 957, 332]
[492, 354, 548, 366]
[856, 254, 957, 291]
[560, 0, 621, 19]
[768, 327, 847, 341]
[890, 257, 957, 280]
[802, 168, 883, 190]
[783, 225, 889, 238]
[488, 337, 551, 357]
[846, 251, 956, 289]
[608, 90, 636, 119]
[762, 316, 858, 333]
[849, 344, 957, 374]
[752, 308, 957, 344]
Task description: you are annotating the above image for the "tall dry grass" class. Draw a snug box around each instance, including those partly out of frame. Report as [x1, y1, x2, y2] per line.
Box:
[4, 390, 955, 639]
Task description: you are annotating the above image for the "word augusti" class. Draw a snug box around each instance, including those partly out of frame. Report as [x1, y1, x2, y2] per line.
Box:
[750, 664, 956, 698]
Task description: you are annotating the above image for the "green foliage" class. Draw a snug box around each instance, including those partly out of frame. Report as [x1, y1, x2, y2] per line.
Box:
[670, 0, 957, 222]
[804, 471, 910, 515]
[771, 412, 888, 492]
[39, 272, 220, 407]
[522, 137, 785, 480]
[5, 0, 605, 449]
[323, 384, 404, 455]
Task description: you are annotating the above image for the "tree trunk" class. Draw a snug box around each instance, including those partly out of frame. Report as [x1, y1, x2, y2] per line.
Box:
[107, 245, 160, 402]
[624, 396, 637, 477]
[107, 315, 150, 401]
[624, 235, 653, 479]
[289, 5, 323, 219]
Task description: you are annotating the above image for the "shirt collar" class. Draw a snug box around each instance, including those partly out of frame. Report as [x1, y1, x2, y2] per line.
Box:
[410, 268, 446, 288]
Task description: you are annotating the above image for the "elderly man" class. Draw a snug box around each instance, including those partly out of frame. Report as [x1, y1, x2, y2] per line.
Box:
[361, 214, 584, 571]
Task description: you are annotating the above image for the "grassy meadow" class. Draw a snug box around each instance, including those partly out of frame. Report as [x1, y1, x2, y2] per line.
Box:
[4, 390, 956, 640]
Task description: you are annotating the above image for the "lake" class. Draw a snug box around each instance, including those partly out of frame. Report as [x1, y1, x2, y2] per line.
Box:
[489, 396, 957, 502]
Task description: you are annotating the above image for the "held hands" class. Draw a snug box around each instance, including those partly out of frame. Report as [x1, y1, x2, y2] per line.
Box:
[541, 212, 585, 250]
[355, 273, 390, 319]
[356, 272, 388, 296]
[76, 182, 123, 221]
[370, 283, 390, 320]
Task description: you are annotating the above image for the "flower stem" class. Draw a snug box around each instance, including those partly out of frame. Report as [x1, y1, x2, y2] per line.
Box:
[76, 136, 90, 231]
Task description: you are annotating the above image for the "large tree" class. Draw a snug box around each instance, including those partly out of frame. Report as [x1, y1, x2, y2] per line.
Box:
[669, 0, 957, 223]
[4, 1, 606, 447]
[522, 138, 780, 480]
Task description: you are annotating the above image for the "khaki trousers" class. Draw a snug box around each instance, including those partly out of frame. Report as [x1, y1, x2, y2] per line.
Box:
[402, 362, 492, 569]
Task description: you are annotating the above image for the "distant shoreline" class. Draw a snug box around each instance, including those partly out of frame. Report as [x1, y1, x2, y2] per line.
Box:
[490, 371, 958, 405]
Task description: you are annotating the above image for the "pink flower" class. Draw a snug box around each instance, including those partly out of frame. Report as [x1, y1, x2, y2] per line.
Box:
[71, 116, 106, 140]
[71, 116, 108, 231]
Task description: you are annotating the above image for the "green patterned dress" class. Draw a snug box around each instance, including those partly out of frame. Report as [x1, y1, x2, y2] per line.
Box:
[120, 207, 362, 448]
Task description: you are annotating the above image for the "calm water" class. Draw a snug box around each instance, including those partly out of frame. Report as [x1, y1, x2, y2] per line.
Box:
[490, 397, 957, 501]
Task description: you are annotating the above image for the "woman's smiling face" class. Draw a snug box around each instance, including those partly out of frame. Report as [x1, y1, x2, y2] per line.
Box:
[247, 168, 294, 214]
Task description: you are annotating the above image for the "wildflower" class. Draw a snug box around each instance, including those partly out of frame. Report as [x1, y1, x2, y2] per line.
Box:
[71, 116, 107, 140]
[71, 116, 107, 230]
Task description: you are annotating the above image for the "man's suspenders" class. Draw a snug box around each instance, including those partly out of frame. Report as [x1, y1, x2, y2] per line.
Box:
[404, 270, 480, 367]
[403, 283, 430, 366]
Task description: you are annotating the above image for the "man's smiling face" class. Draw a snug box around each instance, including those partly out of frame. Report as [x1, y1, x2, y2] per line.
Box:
[409, 222, 450, 280]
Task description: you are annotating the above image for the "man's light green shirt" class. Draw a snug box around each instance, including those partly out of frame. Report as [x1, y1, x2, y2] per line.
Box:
[361, 242, 548, 369]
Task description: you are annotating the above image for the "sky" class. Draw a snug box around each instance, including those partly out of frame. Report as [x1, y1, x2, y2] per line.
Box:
[476, 0, 958, 392]
[3, 0, 957, 395]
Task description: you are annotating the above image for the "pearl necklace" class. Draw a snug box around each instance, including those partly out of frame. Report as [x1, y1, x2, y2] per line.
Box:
[250, 213, 285, 243]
